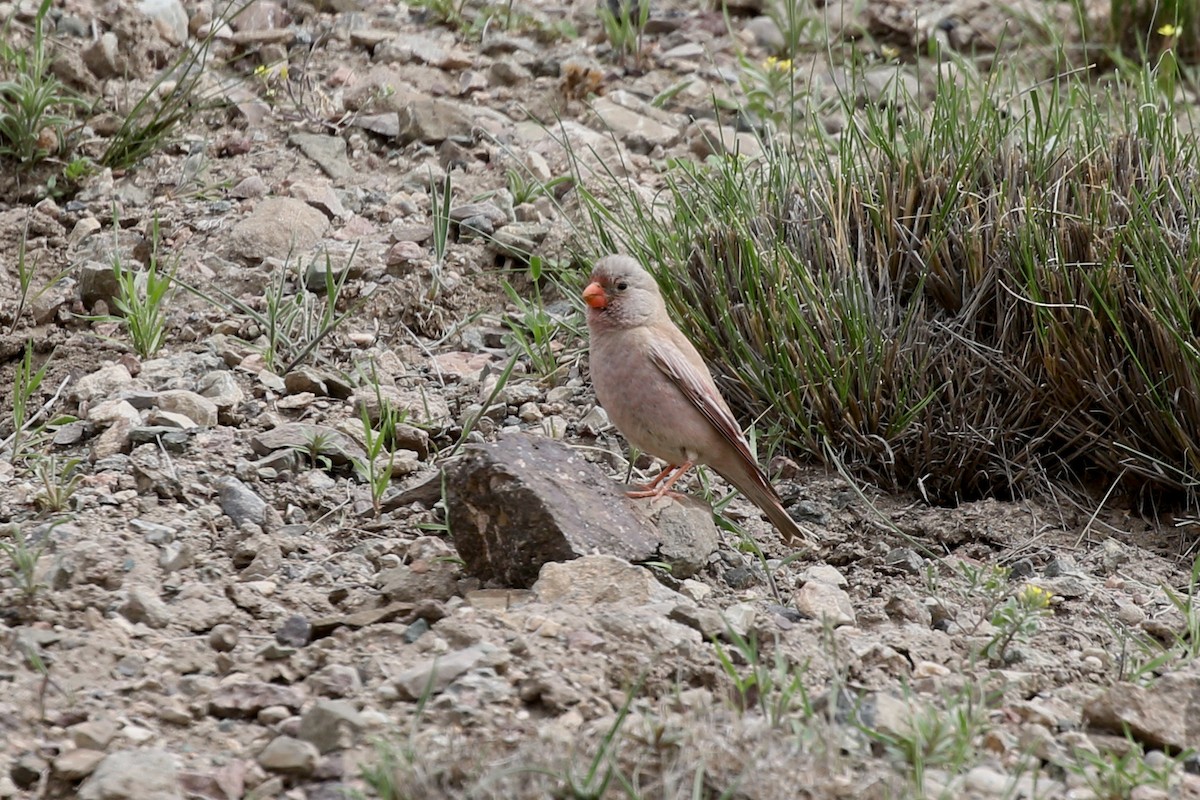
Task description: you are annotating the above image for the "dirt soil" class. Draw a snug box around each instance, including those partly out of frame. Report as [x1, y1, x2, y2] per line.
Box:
[2, 0, 1200, 798]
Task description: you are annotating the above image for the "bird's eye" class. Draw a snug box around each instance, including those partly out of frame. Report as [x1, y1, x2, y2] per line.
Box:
[616, 280, 628, 291]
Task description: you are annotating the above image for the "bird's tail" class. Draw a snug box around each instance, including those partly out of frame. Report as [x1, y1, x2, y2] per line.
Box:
[717, 467, 813, 545]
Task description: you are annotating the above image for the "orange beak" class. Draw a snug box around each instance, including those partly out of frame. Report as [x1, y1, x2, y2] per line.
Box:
[582, 282, 608, 309]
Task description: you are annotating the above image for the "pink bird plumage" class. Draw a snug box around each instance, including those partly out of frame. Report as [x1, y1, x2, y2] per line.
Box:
[583, 254, 808, 544]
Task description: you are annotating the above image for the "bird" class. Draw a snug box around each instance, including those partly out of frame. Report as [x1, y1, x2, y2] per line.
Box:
[582, 254, 809, 544]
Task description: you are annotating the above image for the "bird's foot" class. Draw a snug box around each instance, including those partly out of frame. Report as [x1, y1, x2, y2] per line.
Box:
[625, 461, 694, 501]
[625, 486, 686, 500]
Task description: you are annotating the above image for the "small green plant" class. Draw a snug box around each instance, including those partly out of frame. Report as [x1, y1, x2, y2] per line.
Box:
[712, 626, 812, 728]
[984, 583, 1054, 663]
[415, 471, 451, 536]
[105, 218, 175, 358]
[100, 0, 248, 169]
[182, 247, 367, 375]
[0, 0, 88, 167]
[522, 680, 643, 798]
[353, 394, 404, 517]
[6, 341, 48, 463]
[407, 0, 469, 29]
[1161, 553, 1200, 660]
[1068, 737, 1186, 800]
[296, 430, 336, 472]
[448, 353, 517, 458]
[429, 171, 453, 298]
[1121, 554, 1200, 681]
[738, 55, 797, 128]
[597, 0, 650, 65]
[33, 455, 83, 512]
[862, 688, 989, 796]
[0, 524, 46, 604]
[501, 281, 565, 379]
[762, 0, 814, 60]
[505, 168, 571, 205]
[11, 222, 33, 332]
[354, 652, 451, 799]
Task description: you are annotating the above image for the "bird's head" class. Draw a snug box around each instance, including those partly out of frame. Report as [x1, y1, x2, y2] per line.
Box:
[582, 255, 665, 330]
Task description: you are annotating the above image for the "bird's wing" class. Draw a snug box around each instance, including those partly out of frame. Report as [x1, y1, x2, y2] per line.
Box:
[646, 337, 768, 481]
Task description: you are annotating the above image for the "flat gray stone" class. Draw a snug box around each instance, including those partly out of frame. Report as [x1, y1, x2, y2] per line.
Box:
[289, 133, 355, 182]
[228, 197, 330, 263]
[78, 749, 181, 800]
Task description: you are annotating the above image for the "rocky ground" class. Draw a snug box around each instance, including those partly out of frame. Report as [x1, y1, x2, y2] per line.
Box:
[2, 0, 1200, 797]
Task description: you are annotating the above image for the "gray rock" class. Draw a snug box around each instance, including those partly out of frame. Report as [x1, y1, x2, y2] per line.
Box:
[884, 547, 924, 575]
[450, 202, 509, 226]
[228, 197, 330, 263]
[298, 699, 364, 753]
[73, 364, 134, 404]
[78, 749, 181, 800]
[724, 566, 758, 589]
[275, 614, 312, 647]
[1082, 666, 1200, 751]
[88, 398, 141, 427]
[209, 678, 306, 718]
[626, 493, 719, 579]
[489, 59, 532, 86]
[378, 560, 460, 604]
[799, 564, 848, 586]
[11, 753, 46, 789]
[172, 586, 241, 633]
[394, 96, 473, 145]
[745, 16, 785, 51]
[289, 133, 355, 182]
[251, 423, 367, 466]
[208, 624, 239, 652]
[587, 94, 681, 153]
[81, 32, 122, 79]
[89, 418, 132, 458]
[137, 0, 188, 44]
[793, 580, 856, 627]
[79, 261, 122, 310]
[394, 644, 497, 700]
[669, 605, 727, 640]
[153, 390, 218, 427]
[231, 175, 269, 198]
[534, 554, 684, 606]
[120, 585, 172, 628]
[132, 520, 175, 544]
[448, 435, 659, 587]
[307, 664, 362, 698]
[196, 371, 245, 412]
[685, 119, 764, 161]
[257, 736, 319, 776]
[53, 749, 106, 781]
[491, 222, 550, 258]
[158, 542, 193, 573]
[458, 215, 494, 240]
[292, 179, 350, 220]
[70, 719, 119, 750]
[218, 477, 268, 528]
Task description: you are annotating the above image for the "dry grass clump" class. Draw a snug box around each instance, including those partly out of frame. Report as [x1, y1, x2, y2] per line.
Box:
[582, 61, 1200, 509]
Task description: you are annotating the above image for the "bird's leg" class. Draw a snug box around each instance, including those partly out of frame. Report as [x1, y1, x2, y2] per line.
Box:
[626, 461, 694, 500]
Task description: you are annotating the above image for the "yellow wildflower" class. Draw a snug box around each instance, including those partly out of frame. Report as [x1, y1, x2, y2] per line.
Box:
[1158, 23, 1180, 37]
[1017, 584, 1052, 610]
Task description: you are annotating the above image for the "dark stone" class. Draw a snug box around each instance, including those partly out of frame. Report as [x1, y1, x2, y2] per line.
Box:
[447, 434, 658, 588]
[724, 566, 757, 589]
[276, 614, 312, 647]
[883, 547, 924, 575]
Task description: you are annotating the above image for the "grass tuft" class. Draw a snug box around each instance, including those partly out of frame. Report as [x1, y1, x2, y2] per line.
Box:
[576, 48, 1200, 510]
